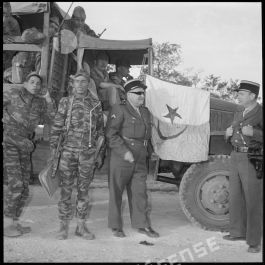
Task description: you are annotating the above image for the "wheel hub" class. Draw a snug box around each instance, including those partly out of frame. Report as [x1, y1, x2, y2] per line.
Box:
[199, 175, 229, 215]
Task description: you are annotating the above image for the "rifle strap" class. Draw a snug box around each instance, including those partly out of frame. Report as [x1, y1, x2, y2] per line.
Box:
[65, 96, 74, 134]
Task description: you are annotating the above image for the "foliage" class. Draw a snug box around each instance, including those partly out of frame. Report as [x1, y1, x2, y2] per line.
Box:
[143, 42, 241, 103]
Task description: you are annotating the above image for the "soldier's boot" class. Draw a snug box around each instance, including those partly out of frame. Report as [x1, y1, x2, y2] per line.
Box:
[75, 219, 95, 240]
[13, 219, 32, 234]
[56, 220, 70, 240]
[4, 217, 22, 237]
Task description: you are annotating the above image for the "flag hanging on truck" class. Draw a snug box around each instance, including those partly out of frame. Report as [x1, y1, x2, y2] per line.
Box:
[145, 74, 210, 163]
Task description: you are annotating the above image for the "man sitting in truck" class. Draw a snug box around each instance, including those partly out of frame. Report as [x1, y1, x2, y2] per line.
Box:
[10, 16, 60, 83]
[3, 2, 21, 72]
[90, 51, 125, 113]
[109, 57, 133, 104]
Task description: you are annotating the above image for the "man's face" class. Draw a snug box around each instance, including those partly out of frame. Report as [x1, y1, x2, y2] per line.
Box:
[24, 76, 42, 95]
[73, 75, 89, 96]
[117, 66, 130, 77]
[73, 17, 85, 29]
[236, 90, 255, 107]
[127, 87, 145, 108]
[96, 59, 108, 72]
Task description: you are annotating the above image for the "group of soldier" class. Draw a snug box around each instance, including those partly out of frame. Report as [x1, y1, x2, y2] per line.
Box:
[3, 2, 263, 255]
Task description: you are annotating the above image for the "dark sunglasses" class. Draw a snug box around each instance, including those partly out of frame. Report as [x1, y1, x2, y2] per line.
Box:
[129, 91, 145, 96]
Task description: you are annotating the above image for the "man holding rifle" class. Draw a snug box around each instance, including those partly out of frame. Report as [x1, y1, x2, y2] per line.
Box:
[50, 70, 105, 240]
[223, 80, 263, 253]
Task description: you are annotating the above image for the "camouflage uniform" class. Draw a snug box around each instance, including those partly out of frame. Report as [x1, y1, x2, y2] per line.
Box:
[62, 18, 98, 38]
[3, 86, 56, 220]
[50, 91, 104, 221]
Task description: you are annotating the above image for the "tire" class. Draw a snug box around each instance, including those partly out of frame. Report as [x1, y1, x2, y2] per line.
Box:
[179, 155, 231, 231]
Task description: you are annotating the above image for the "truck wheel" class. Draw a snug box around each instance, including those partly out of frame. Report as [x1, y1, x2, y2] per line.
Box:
[179, 155, 231, 231]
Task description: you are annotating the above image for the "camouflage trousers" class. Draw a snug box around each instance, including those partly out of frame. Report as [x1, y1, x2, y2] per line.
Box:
[58, 147, 96, 220]
[3, 142, 31, 220]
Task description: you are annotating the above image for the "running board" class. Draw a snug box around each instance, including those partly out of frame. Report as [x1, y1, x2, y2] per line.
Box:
[156, 175, 180, 185]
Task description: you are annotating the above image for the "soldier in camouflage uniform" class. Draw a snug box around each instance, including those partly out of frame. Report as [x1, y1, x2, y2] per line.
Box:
[62, 6, 98, 38]
[50, 70, 105, 240]
[3, 72, 56, 237]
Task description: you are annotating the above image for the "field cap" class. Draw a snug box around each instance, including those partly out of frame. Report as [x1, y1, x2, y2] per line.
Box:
[25, 72, 43, 83]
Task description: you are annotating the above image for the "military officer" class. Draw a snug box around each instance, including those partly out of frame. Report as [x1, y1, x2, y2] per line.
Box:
[223, 80, 263, 253]
[106, 79, 159, 238]
[50, 70, 105, 240]
[3, 72, 56, 237]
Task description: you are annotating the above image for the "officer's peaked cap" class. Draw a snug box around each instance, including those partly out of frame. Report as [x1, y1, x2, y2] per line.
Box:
[235, 80, 260, 96]
[25, 72, 43, 83]
[124, 79, 147, 93]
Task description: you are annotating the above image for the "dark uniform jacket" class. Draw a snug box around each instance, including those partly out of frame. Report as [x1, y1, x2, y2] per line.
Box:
[106, 101, 153, 160]
[230, 103, 263, 148]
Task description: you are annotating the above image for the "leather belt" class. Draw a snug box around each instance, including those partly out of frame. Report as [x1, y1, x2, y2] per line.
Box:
[233, 146, 249, 153]
[123, 136, 148, 146]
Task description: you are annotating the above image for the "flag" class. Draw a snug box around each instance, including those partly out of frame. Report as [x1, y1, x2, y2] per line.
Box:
[145, 74, 210, 163]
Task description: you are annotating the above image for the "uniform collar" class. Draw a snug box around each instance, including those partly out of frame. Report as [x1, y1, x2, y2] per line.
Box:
[243, 102, 260, 119]
[21, 87, 35, 101]
[126, 101, 142, 118]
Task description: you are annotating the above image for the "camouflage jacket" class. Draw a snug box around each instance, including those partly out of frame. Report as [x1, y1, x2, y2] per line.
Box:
[62, 19, 98, 38]
[50, 91, 104, 150]
[3, 87, 56, 137]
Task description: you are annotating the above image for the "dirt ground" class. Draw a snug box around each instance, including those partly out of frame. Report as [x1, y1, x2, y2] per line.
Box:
[3, 174, 263, 263]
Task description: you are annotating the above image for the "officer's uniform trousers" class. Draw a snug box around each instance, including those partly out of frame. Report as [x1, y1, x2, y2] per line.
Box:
[106, 102, 152, 229]
[228, 103, 263, 246]
[229, 151, 262, 246]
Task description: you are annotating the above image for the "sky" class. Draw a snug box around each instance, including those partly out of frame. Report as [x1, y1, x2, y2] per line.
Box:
[57, 2, 262, 93]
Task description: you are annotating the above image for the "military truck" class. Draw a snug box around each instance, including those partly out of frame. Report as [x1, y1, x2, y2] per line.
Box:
[4, 2, 238, 232]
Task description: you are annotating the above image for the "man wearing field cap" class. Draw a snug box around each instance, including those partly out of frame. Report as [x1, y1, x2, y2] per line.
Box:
[3, 72, 56, 237]
[106, 79, 159, 238]
[223, 80, 263, 253]
[50, 70, 104, 240]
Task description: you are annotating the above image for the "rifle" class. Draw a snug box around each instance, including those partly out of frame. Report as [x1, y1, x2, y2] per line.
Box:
[98, 28, 106, 38]
[248, 148, 263, 179]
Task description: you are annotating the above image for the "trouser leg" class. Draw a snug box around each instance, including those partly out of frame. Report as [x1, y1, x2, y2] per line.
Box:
[237, 154, 263, 246]
[129, 172, 149, 229]
[58, 149, 78, 220]
[76, 148, 96, 220]
[229, 152, 247, 237]
[4, 143, 30, 220]
[108, 154, 133, 229]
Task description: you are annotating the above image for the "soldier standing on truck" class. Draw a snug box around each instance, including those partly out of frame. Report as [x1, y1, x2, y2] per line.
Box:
[50, 70, 105, 240]
[106, 79, 159, 238]
[3, 72, 56, 237]
[223, 80, 263, 253]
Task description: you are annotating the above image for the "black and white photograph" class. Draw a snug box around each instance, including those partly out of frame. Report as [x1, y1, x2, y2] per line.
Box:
[3, 1, 262, 263]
